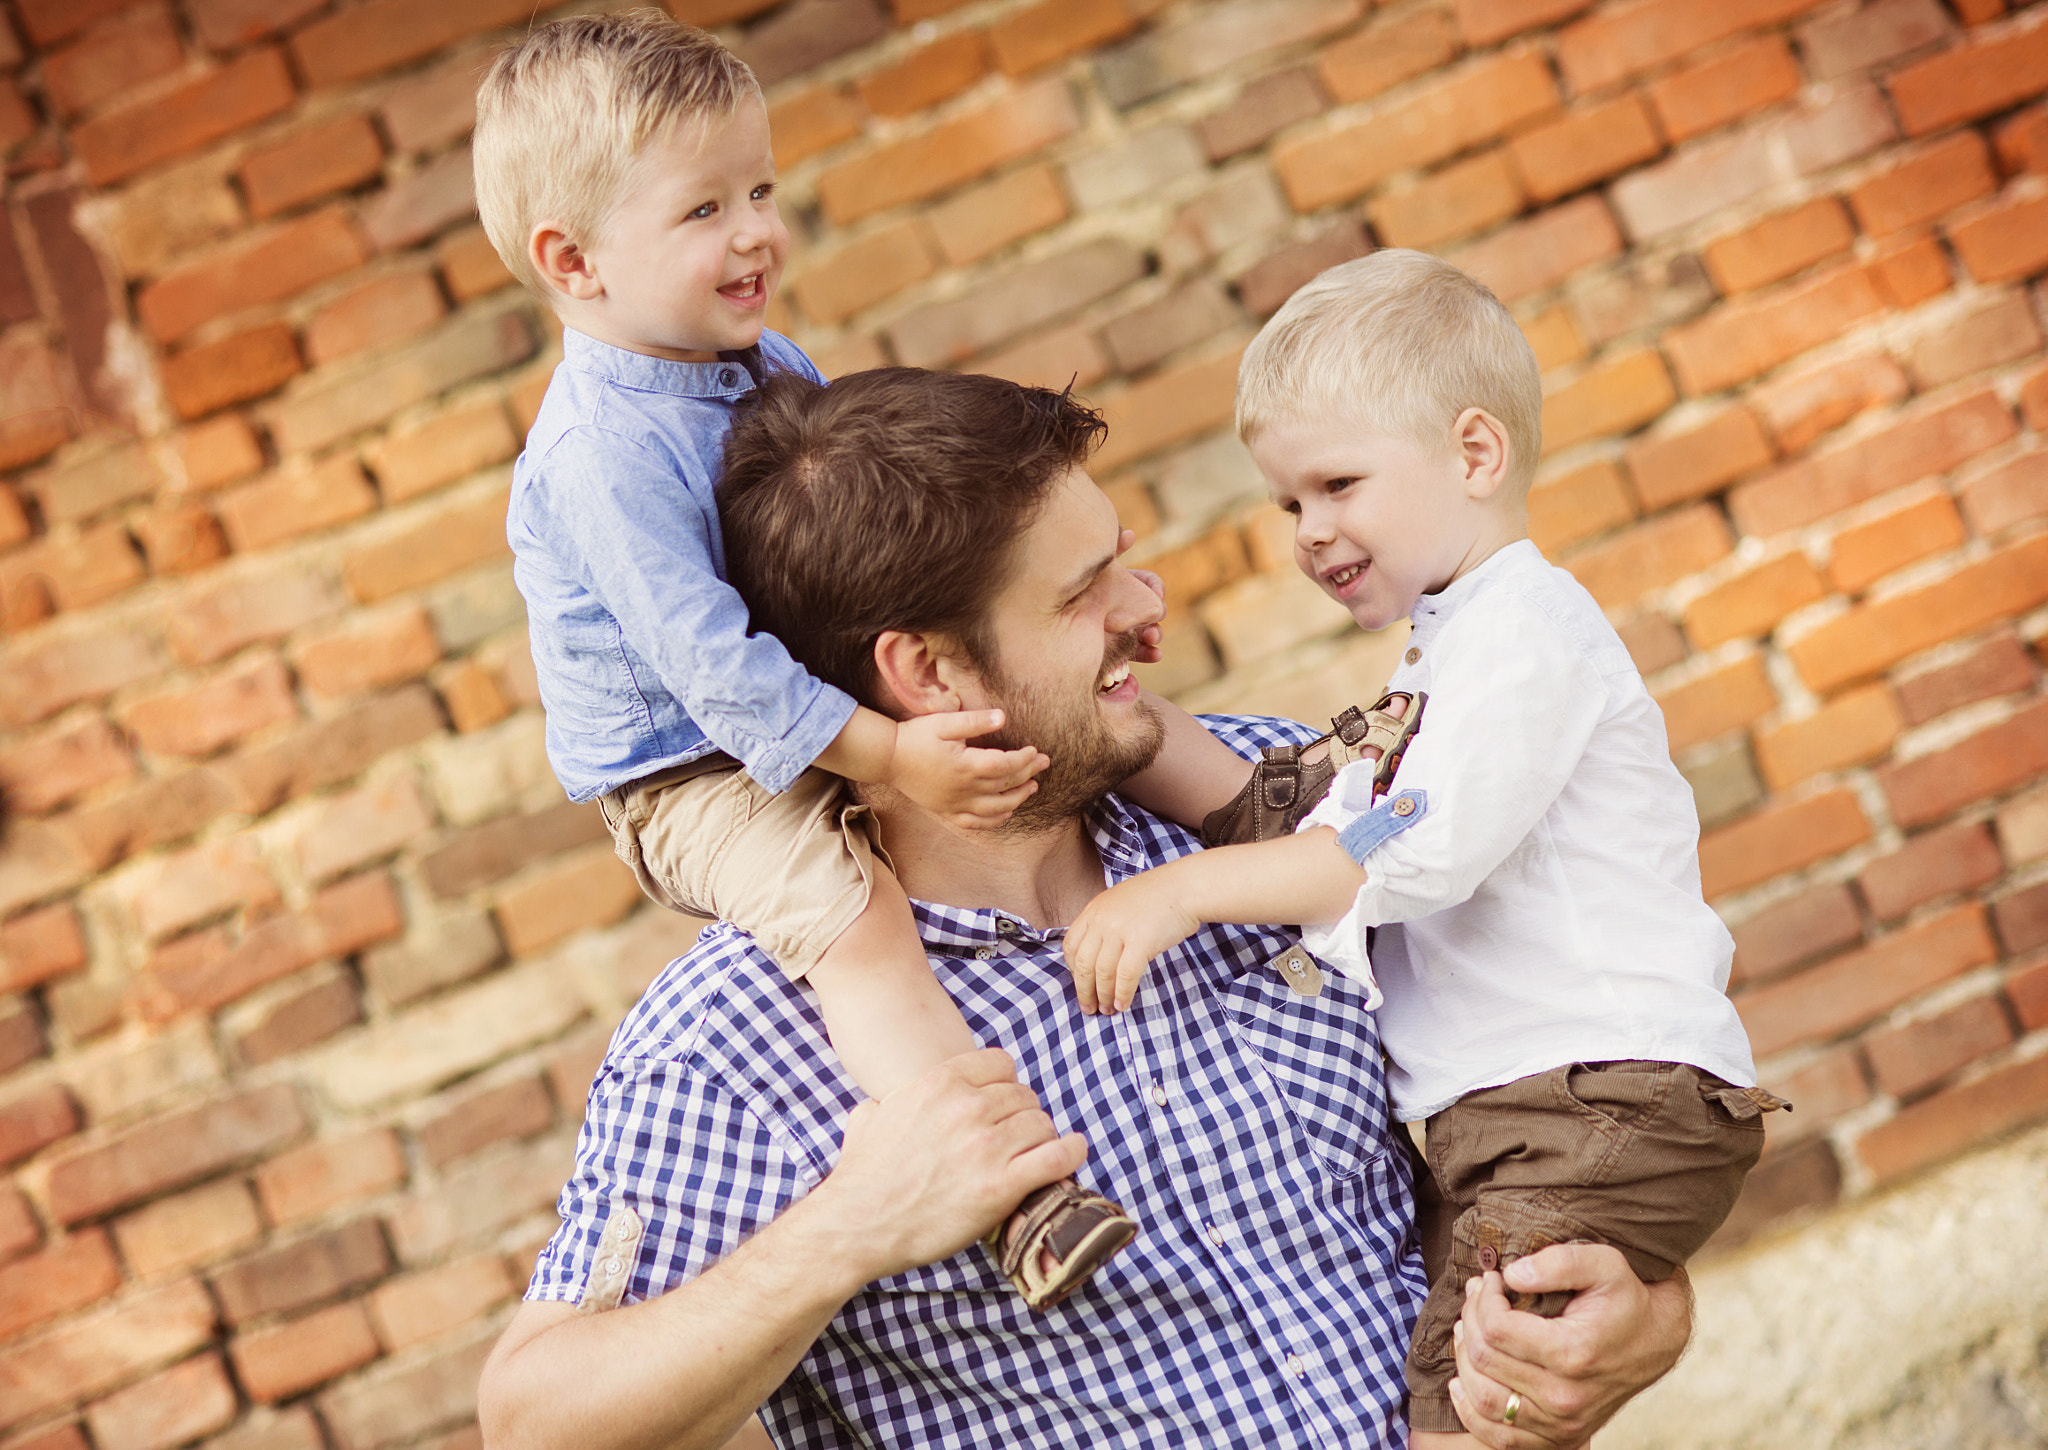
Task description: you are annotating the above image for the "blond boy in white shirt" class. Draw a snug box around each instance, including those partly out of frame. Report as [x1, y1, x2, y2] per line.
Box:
[1065, 250, 1784, 1448]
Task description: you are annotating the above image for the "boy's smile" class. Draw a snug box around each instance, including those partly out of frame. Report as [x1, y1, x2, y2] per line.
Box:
[559, 97, 788, 363]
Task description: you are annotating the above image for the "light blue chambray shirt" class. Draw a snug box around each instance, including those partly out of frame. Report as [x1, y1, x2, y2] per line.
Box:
[507, 327, 855, 803]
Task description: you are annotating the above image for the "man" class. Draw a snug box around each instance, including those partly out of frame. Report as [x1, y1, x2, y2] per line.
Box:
[478, 369, 1691, 1450]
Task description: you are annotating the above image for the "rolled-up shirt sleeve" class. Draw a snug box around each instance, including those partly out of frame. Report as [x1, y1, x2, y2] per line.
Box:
[1300, 594, 1604, 974]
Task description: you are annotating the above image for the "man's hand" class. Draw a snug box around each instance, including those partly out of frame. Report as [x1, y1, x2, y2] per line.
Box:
[1447, 1245, 1693, 1449]
[811, 1048, 1088, 1280]
[1064, 864, 1202, 1015]
[887, 710, 1049, 830]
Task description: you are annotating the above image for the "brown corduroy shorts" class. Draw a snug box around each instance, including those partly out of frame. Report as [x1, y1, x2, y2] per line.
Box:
[1404, 1059, 1783, 1434]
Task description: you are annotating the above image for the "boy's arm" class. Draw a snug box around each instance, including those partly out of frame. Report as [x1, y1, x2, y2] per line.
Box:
[1116, 693, 1257, 830]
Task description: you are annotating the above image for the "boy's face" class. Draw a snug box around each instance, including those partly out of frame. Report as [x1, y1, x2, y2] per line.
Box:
[1251, 416, 1483, 632]
[578, 98, 788, 362]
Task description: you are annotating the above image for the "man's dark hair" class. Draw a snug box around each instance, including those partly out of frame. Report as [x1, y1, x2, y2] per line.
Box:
[720, 367, 1107, 710]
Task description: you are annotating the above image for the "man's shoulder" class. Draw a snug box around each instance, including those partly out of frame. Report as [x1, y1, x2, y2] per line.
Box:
[1193, 712, 1323, 759]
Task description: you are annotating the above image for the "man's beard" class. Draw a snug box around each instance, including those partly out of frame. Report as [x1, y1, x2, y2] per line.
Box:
[976, 629, 1166, 833]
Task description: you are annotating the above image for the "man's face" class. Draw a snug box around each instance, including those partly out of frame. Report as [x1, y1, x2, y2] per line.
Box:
[961, 467, 1167, 828]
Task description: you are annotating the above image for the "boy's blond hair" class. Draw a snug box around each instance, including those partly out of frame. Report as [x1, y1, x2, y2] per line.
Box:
[474, 9, 758, 299]
[1236, 249, 1543, 492]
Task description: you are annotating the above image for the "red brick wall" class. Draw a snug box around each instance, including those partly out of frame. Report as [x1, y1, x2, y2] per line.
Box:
[0, 0, 2044, 1443]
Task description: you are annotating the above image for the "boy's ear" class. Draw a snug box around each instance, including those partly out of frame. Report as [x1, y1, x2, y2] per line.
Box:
[1454, 407, 1513, 502]
[872, 630, 973, 719]
[530, 221, 603, 302]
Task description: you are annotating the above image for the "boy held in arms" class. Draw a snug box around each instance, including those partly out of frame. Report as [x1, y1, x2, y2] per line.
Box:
[1067, 250, 1784, 1445]
[473, 11, 1256, 1311]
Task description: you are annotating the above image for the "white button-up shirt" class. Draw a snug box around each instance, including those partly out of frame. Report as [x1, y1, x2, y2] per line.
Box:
[1301, 540, 1757, 1121]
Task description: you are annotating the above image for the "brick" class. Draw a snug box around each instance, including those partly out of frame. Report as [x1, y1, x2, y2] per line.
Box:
[1764, 1047, 1868, 1145]
[1732, 389, 2015, 538]
[1859, 1047, 2048, 1183]
[161, 563, 339, 669]
[1448, 195, 1623, 304]
[1526, 460, 1635, 557]
[1864, 232, 1948, 311]
[418, 802, 606, 899]
[1, 905, 87, 994]
[43, 6, 182, 119]
[1102, 279, 1242, 374]
[1708, 1137, 1841, 1247]
[119, 658, 295, 762]
[1236, 220, 1372, 318]
[1703, 200, 1856, 296]
[1850, 131, 1997, 242]
[764, 86, 863, 172]
[1799, 0, 1951, 79]
[3, 1283, 216, 1434]
[1782, 80, 1897, 177]
[112, 1180, 261, 1280]
[378, 56, 481, 159]
[186, 0, 325, 49]
[2017, 959, 2048, 1030]
[291, 607, 441, 702]
[493, 846, 641, 958]
[28, 446, 164, 530]
[1520, 306, 1586, 374]
[211, 1220, 390, 1327]
[175, 418, 264, 496]
[1750, 354, 1910, 454]
[2024, 365, 2048, 433]
[1949, 188, 2048, 284]
[435, 226, 513, 302]
[1198, 68, 1326, 162]
[1896, 634, 2035, 725]
[216, 455, 376, 554]
[138, 207, 368, 345]
[339, 485, 512, 604]
[735, 0, 887, 87]
[132, 504, 228, 577]
[46, 1084, 303, 1227]
[1682, 552, 1826, 651]
[856, 32, 986, 118]
[415, 1079, 552, 1170]
[1646, 35, 1799, 144]
[231, 1302, 379, 1404]
[2, 523, 150, 625]
[989, 0, 1137, 75]
[269, 311, 534, 456]
[1788, 533, 2048, 692]
[1624, 406, 1772, 513]
[385, 1127, 575, 1266]
[217, 686, 445, 816]
[235, 973, 363, 1066]
[1562, 254, 1703, 353]
[135, 872, 402, 1024]
[361, 911, 503, 1008]
[311, 962, 585, 1111]
[289, 0, 532, 87]
[1542, 350, 1675, 456]
[238, 114, 385, 222]
[162, 324, 302, 424]
[1273, 51, 1558, 211]
[1730, 882, 1864, 988]
[316, 1329, 492, 1450]
[305, 272, 448, 369]
[1887, 16, 2048, 135]
[1654, 654, 1777, 753]
[0, 817, 96, 922]
[1700, 787, 1870, 900]
[0, 1228, 114, 1340]
[1098, 0, 1363, 108]
[369, 1255, 512, 1352]
[361, 145, 475, 253]
[1686, 742, 1767, 833]
[1509, 93, 1662, 205]
[1754, 683, 1903, 789]
[0, 1002, 46, 1078]
[1367, 150, 1523, 251]
[888, 240, 1143, 369]
[924, 165, 1069, 269]
[1998, 879, 2048, 953]
[1094, 345, 1244, 474]
[1882, 695, 2048, 827]
[1065, 126, 1206, 212]
[1827, 490, 1966, 594]
[1859, 820, 2004, 922]
[1314, 8, 1460, 106]
[85, 1350, 237, 1450]
[1996, 102, 2048, 174]
[296, 778, 434, 884]
[818, 79, 1080, 226]
[0, 1186, 40, 1265]
[362, 401, 514, 506]
[1961, 448, 2048, 537]
[1664, 263, 1888, 398]
[0, 718, 133, 815]
[73, 48, 294, 186]
[13, 0, 136, 46]
[1565, 503, 1732, 612]
[255, 1130, 404, 1228]
[790, 223, 934, 328]
[434, 660, 509, 734]
[1557, 0, 1830, 93]
[1455, 0, 1595, 43]
[1910, 291, 2043, 390]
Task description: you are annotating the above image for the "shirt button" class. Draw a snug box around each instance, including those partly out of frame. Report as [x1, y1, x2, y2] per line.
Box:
[1150, 1082, 1168, 1107]
[1285, 1355, 1306, 1378]
[1393, 796, 1416, 816]
[974, 947, 993, 960]
[1404, 647, 1421, 664]
[719, 367, 739, 387]
[604, 1257, 623, 1274]
[996, 919, 1016, 935]
[1207, 1223, 1228, 1246]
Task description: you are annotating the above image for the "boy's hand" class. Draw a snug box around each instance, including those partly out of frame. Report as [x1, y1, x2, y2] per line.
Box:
[1064, 867, 1202, 1015]
[1122, 530, 1166, 665]
[889, 710, 1048, 829]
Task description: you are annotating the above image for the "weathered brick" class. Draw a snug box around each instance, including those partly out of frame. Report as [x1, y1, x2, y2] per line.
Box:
[368, 1255, 512, 1352]
[763, 84, 862, 171]
[1827, 489, 1966, 594]
[1508, 93, 1662, 204]
[1700, 788, 1871, 900]
[1781, 81, 1898, 177]
[1850, 130, 1998, 240]
[436, 226, 514, 302]
[174, 417, 264, 496]
[73, 48, 295, 187]
[1865, 231, 1949, 311]
[1624, 406, 1772, 512]
[316, 1329, 492, 1450]
[1102, 279, 1242, 374]
[1236, 220, 1372, 318]
[1710, 1137, 1842, 1247]
[1859, 819, 2004, 922]
[238, 114, 385, 222]
[789, 222, 935, 327]
[255, 1130, 405, 1227]
[27, 446, 166, 531]
[0, 1227, 117, 1339]
[119, 657, 294, 762]
[1910, 291, 2044, 390]
[234, 972, 363, 1067]
[1565, 504, 1733, 612]
[1997, 880, 2048, 953]
[289, 0, 533, 87]
[1521, 306, 1586, 374]
[43, 8, 182, 120]
[2017, 959, 2048, 1030]
[1730, 882, 1863, 988]
[924, 165, 1069, 269]
[1543, 350, 1675, 455]
[418, 802, 606, 900]
[1314, 8, 1460, 106]
[1647, 34, 1799, 143]
[1996, 101, 2048, 174]
[1702, 199, 1856, 296]
[14, 0, 141, 47]
[1448, 195, 1622, 304]
[1948, 188, 2048, 284]
[1065, 125, 1206, 212]
[137, 207, 368, 345]
[1857, 1049, 2048, 1184]
[1664, 263, 1888, 398]
[135, 872, 402, 1024]
[817, 79, 1080, 226]
[230, 1302, 379, 1404]
[268, 310, 534, 456]
[1273, 50, 1557, 211]
[85, 1351, 237, 1450]
[1, 904, 88, 993]
[340, 485, 512, 604]
[361, 910, 504, 1008]
[161, 324, 302, 423]
[1654, 654, 1778, 753]
[1094, 345, 1244, 474]
[291, 607, 442, 702]
[735, 0, 887, 86]
[131, 503, 227, 578]
[1896, 634, 2035, 726]
[1763, 1046, 1868, 1146]
[1681, 739, 1767, 827]
[1882, 696, 2048, 828]
[1799, 0, 1950, 79]
[111, 1180, 261, 1280]
[385, 1129, 575, 1266]
[1751, 353, 1910, 454]
[211, 1220, 391, 1327]
[1731, 389, 2015, 537]
[215, 455, 377, 554]
[1367, 149, 1523, 251]
[0, 1078, 78, 1165]
[0, 817, 95, 922]
[46, 1084, 303, 1226]
[297, 779, 435, 885]
[888, 240, 1143, 369]
[0, 1185, 41, 1265]
[415, 1078, 553, 1170]
[1528, 459, 1636, 556]
[1197, 68, 1326, 162]
[185, 0, 326, 49]
[1682, 552, 1826, 650]
[989, 0, 1138, 75]
[1557, 0, 1829, 93]
[305, 272, 448, 368]
[434, 659, 510, 735]
[1754, 683, 1903, 789]
[0, 1276, 215, 1429]
[0, 1002, 47, 1078]
[493, 845, 642, 959]
[1886, 15, 2048, 135]
[1960, 448, 2048, 537]
[218, 686, 446, 816]
[1787, 534, 2048, 693]
[1097, 0, 1361, 109]
[363, 400, 515, 506]
[361, 145, 475, 253]
[0, 717, 133, 815]
[856, 32, 986, 118]
[159, 563, 337, 669]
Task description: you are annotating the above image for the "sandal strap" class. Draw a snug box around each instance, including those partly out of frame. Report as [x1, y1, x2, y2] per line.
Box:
[1199, 693, 1427, 848]
[985, 1179, 1138, 1312]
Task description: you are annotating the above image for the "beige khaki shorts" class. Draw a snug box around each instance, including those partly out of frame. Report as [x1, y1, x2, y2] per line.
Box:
[597, 755, 884, 980]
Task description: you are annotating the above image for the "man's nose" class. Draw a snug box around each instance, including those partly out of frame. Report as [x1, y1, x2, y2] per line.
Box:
[1107, 566, 1165, 634]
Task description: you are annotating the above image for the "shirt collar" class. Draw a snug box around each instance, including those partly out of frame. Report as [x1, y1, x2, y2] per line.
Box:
[561, 326, 758, 400]
[1408, 538, 1543, 640]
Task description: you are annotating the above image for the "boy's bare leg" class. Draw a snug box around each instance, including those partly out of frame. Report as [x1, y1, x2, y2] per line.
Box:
[1413, 1430, 1484, 1450]
[806, 871, 976, 1100]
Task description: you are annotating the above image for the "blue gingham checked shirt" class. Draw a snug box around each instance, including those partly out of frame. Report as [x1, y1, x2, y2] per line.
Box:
[530, 716, 1425, 1447]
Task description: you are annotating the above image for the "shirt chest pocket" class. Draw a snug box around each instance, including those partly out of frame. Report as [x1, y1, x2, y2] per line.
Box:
[1222, 966, 1392, 1179]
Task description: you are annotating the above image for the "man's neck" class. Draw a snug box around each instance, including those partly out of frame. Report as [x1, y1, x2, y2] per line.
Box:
[863, 789, 1108, 932]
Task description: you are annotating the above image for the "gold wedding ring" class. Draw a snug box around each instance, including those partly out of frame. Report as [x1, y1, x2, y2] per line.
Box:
[1502, 1391, 1521, 1427]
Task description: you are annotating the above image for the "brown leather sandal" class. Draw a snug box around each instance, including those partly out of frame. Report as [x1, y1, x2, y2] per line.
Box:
[1200, 692, 1428, 848]
[984, 1179, 1138, 1312]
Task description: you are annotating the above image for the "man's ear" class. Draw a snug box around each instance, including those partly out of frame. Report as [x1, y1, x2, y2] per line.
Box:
[530, 221, 603, 303]
[1454, 407, 1513, 502]
[872, 630, 973, 717]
